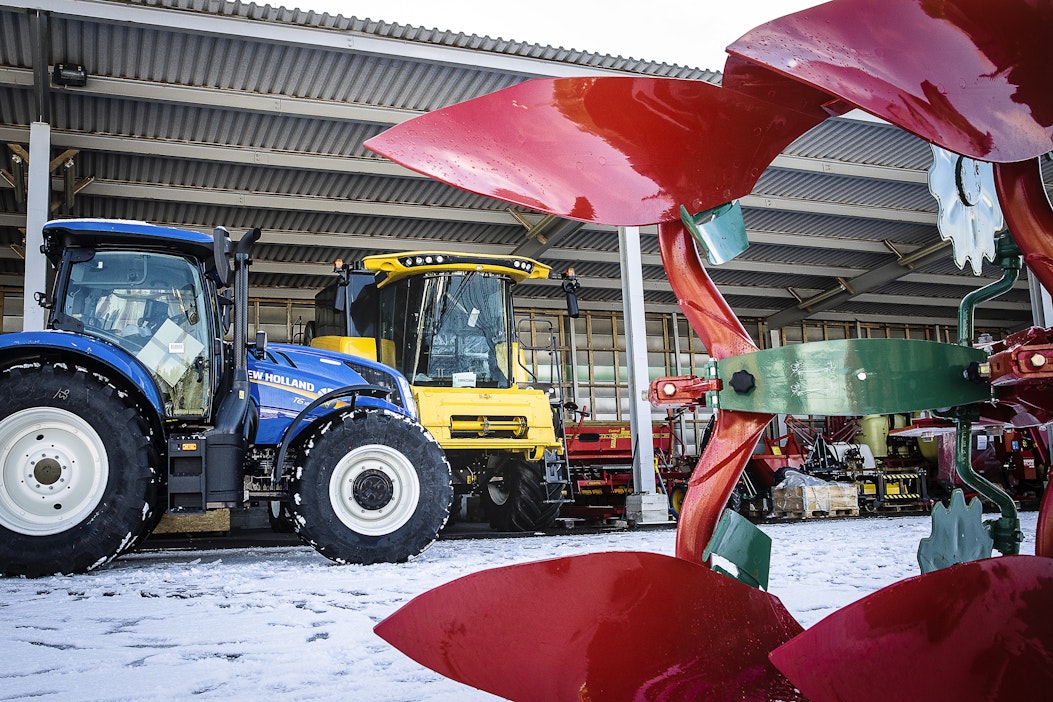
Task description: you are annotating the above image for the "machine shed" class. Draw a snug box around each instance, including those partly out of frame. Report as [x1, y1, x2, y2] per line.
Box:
[0, 0, 1048, 425]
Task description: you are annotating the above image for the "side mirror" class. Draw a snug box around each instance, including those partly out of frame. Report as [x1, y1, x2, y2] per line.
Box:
[251, 329, 268, 359]
[213, 227, 232, 287]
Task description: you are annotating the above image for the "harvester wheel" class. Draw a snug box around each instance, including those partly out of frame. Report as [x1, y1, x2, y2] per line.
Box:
[0, 366, 159, 577]
[669, 484, 689, 518]
[291, 409, 452, 564]
[481, 457, 557, 531]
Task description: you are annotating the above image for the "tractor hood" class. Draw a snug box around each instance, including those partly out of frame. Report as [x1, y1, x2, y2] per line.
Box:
[248, 342, 416, 446]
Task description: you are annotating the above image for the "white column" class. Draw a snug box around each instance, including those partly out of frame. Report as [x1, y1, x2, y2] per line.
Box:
[567, 316, 581, 409]
[1029, 268, 1053, 327]
[619, 226, 666, 523]
[22, 122, 51, 331]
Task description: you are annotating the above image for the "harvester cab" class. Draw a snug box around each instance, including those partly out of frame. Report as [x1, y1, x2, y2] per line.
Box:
[0, 219, 452, 577]
[309, 251, 573, 531]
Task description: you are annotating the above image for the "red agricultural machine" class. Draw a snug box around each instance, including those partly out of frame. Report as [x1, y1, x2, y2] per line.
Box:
[560, 412, 693, 521]
[364, 1, 1053, 699]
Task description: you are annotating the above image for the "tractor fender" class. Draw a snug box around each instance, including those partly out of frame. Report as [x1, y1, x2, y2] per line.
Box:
[0, 331, 167, 418]
[273, 384, 405, 479]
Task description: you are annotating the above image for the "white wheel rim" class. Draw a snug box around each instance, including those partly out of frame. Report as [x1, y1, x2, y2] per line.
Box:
[487, 476, 510, 506]
[0, 407, 108, 536]
[329, 443, 420, 536]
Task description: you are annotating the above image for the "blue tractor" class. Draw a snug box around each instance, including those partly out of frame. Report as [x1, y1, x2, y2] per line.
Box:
[0, 219, 453, 577]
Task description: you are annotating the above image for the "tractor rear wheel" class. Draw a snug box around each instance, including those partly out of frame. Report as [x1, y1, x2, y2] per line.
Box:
[0, 366, 159, 577]
[291, 409, 452, 564]
[482, 456, 559, 531]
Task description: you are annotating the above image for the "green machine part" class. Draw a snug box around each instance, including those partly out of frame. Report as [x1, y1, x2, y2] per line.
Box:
[712, 338, 991, 417]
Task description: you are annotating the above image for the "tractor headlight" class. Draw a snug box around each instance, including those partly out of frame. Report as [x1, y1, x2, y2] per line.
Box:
[395, 374, 418, 420]
[343, 359, 418, 420]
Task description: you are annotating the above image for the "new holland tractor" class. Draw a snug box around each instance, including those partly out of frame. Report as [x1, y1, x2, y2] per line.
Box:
[0, 219, 452, 577]
[307, 252, 574, 531]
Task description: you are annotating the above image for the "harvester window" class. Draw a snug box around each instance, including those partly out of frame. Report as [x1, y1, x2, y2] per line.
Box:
[379, 271, 514, 389]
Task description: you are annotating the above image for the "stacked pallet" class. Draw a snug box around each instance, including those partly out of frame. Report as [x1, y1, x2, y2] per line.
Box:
[773, 484, 859, 519]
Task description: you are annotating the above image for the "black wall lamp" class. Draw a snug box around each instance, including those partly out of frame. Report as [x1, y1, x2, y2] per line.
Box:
[52, 63, 88, 87]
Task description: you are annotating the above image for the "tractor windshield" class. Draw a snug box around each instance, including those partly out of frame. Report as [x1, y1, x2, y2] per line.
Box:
[58, 250, 214, 418]
[379, 271, 514, 389]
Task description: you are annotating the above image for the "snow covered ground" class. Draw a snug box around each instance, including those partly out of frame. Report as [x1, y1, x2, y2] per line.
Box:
[1, 511, 1040, 701]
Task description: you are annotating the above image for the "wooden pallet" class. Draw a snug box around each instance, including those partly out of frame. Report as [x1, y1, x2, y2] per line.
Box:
[877, 502, 924, 513]
[773, 507, 860, 520]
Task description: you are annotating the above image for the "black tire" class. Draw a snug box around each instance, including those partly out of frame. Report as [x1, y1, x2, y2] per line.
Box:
[302, 320, 316, 346]
[0, 366, 159, 577]
[481, 456, 558, 531]
[290, 409, 452, 564]
[727, 484, 743, 513]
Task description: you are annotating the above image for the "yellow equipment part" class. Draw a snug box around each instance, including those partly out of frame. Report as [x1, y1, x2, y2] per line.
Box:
[363, 251, 551, 286]
[311, 335, 396, 366]
[413, 385, 561, 461]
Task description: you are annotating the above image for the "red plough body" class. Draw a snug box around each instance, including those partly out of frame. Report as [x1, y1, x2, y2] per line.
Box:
[375, 551, 805, 702]
[770, 556, 1053, 702]
[368, 0, 1053, 699]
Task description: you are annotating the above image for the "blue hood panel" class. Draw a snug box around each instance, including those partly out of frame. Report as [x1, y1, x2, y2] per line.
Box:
[249, 343, 408, 446]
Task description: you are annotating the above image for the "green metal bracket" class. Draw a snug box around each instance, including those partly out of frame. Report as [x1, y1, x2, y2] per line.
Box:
[937, 409, 1023, 556]
[918, 488, 992, 574]
[958, 234, 1022, 346]
[703, 508, 771, 590]
[714, 338, 990, 416]
[680, 202, 748, 265]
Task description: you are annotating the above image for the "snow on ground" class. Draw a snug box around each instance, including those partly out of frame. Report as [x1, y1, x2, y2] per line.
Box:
[0, 512, 1040, 701]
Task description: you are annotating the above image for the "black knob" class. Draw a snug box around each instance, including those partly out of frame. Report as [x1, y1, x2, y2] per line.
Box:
[729, 369, 756, 394]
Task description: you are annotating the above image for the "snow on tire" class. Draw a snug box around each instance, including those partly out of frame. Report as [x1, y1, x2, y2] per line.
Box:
[291, 409, 452, 565]
[0, 366, 159, 577]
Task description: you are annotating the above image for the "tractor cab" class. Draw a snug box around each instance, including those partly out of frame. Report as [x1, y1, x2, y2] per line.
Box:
[44, 222, 223, 419]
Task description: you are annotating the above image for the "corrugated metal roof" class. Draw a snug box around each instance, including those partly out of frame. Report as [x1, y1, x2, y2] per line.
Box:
[0, 0, 1039, 334]
[125, 0, 721, 80]
[754, 169, 934, 214]
[786, 118, 932, 170]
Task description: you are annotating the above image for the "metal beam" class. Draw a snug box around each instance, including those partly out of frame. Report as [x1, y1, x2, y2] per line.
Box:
[740, 193, 937, 225]
[511, 216, 585, 259]
[0, 124, 408, 176]
[850, 292, 1029, 310]
[22, 122, 49, 331]
[31, 10, 49, 123]
[765, 239, 953, 329]
[903, 271, 1030, 290]
[746, 229, 926, 254]
[768, 154, 928, 184]
[2, 0, 637, 79]
[0, 68, 421, 126]
[78, 180, 518, 225]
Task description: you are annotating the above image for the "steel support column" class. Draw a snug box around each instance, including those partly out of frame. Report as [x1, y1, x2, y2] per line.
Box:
[1029, 268, 1053, 327]
[22, 122, 50, 331]
[620, 226, 664, 523]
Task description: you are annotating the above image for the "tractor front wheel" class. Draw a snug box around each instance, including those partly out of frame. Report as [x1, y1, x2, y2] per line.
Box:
[291, 410, 452, 564]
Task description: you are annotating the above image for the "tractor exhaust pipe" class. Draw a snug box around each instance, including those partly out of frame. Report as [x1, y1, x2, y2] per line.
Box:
[205, 227, 262, 506]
